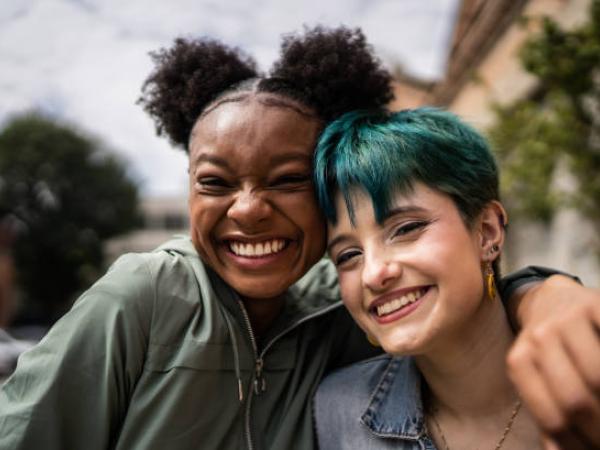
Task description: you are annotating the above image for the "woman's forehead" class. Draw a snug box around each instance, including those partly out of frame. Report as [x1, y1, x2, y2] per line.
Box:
[189, 97, 321, 166]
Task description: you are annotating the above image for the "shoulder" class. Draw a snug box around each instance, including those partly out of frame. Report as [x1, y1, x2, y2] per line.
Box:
[69, 237, 207, 332]
[69, 252, 156, 326]
[316, 354, 394, 411]
[314, 355, 394, 448]
[314, 355, 420, 449]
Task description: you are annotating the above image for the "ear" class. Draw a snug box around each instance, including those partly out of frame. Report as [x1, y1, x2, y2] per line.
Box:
[477, 200, 507, 262]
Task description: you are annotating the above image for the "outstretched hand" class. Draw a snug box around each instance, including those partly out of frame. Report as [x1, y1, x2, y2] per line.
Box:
[506, 275, 600, 450]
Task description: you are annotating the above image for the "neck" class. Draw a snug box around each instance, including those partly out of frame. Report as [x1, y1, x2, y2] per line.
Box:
[240, 295, 284, 340]
[416, 296, 517, 417]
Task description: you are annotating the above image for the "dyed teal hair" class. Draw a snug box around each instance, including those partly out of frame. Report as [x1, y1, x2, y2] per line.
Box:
[314, 108, 499, 225]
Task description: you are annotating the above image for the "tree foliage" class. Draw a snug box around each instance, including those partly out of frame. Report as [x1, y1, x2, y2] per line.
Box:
[0, 113, 141, 325]
[488, 0, 600, 229]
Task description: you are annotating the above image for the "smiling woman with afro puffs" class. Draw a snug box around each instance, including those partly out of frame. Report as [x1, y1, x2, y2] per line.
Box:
[0, 24, 598, 450]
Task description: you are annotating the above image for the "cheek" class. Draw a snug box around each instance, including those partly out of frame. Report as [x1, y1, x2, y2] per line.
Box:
[418, 224, 480, 272]
[339, 272, 364, 314]
[283, 193, 327, 256]
[423, 232, 484, 302]
[188, 198, 225, 251]
[189, 195, 225, 226]
[302, 212, 327, 255]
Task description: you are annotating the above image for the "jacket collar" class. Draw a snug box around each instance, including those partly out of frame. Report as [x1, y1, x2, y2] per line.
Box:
[155, 236, 343, 335]
[360, 357, 427, 441]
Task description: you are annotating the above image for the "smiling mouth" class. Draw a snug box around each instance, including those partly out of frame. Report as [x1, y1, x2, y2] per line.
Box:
[228, 239, 288, 257]
[371, 287, 429, 317]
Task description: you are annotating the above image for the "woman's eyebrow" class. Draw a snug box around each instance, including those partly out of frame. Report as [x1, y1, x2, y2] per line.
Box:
[269, 152, 312, 166]
[192, 153, 231, 170]
[326, 234, 350, 254]
[381, 205, 427, 222]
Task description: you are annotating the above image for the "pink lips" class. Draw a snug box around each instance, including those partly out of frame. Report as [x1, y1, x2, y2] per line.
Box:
[369, 286, 431, 325]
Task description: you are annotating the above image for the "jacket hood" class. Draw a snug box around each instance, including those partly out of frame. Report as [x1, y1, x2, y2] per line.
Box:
[154, 235, 199, 257]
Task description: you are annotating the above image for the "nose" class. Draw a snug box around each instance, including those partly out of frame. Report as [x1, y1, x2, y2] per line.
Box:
[227, 190, 272, 229]
[361, 250, 402, 292]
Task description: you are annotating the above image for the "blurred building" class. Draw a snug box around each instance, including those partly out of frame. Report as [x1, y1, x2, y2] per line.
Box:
[391, 0, 599, 287]
[105, 195, 189, 264]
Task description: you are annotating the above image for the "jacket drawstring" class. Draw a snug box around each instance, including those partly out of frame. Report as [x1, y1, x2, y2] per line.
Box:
[223, 311, 244, 402]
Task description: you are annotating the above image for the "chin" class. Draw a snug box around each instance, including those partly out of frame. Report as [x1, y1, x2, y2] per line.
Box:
[379, 331, 428, 356]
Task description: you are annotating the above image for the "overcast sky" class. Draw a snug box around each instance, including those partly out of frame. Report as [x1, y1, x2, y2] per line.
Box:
[1, 0, 460, 197]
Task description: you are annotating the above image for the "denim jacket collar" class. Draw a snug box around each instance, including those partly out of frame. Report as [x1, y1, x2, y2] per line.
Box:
[360, 357, 427, 441]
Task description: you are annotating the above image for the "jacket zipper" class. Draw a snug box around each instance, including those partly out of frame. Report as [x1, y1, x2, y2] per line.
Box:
[237, 298, 342, 450]
[237, 299, 260, 450]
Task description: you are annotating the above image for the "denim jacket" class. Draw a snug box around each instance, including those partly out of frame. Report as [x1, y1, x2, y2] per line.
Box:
[315, 355, 437, 450]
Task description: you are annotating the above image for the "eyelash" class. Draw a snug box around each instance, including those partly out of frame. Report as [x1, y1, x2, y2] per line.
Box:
[196, 177, 232, 193]
[269, 174, 311, 188]
[334, 250, 361, 266]
[392, 220, 429, 238]
[196, 174, 309, 190]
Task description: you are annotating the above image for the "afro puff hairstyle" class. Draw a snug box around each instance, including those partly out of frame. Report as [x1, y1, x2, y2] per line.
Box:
[138, 26, 394, 151]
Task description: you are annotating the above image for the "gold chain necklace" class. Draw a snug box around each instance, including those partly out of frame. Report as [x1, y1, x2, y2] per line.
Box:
[428, 399, 522, 450]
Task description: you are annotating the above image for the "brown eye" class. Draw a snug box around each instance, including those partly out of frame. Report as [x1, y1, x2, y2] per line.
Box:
[335, 249, 362, 267]
[196, 177, 232, 193]
[393, 221, 428, 238]
[270, 174, 310, 188]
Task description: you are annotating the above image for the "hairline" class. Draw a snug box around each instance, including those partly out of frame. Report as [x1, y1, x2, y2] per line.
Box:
[189, 89, 321, 148]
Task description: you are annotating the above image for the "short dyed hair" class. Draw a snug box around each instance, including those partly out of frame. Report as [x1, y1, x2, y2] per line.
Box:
[314, 108, 499, 226]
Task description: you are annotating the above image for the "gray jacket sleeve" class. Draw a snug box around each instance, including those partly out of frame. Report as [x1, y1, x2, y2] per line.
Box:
[498, 265, 581, 303]
[0, 253, 154, 450]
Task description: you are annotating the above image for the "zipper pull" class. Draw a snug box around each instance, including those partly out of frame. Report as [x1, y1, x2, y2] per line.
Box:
[253, 357, 267, 395]
[238, 378, 244, 402]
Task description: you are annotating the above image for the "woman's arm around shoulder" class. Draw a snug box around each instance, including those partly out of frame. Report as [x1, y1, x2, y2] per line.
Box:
[504, 273, 600, 449]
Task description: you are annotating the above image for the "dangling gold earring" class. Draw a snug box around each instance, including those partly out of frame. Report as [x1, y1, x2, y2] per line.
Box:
[366, 333, 380, 347]
[486, 262, 497, 300]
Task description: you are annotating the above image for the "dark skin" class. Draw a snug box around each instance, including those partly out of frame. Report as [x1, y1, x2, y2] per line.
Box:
[186, 91, 600, 446]
[187, 94, 325, 337]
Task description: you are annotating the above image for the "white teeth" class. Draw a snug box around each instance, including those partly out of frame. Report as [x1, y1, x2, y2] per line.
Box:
[375, 289, 425, 317]
[229, 239, 286, 258]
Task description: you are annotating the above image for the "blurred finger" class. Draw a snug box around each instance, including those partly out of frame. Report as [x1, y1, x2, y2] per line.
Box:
[549, 430, 596, 450]
[507, 338, 566, 432]
[535, 331, 600, 443]
[561, 311, 600, 395]
[541, 434, 560, 450]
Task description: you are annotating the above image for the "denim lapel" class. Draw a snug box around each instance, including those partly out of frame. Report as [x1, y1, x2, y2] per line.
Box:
[360, 356, 426, 441]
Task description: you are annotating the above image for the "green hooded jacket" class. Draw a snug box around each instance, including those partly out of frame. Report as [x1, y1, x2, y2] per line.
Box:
[0, 237, 374, 450]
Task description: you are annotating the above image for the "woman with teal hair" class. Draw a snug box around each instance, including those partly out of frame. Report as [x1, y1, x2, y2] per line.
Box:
[313, 108, 599, 449]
